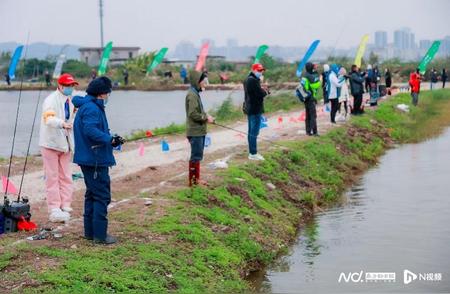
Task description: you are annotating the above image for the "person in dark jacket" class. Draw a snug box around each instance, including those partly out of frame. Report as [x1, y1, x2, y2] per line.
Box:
[322, 64, 330, 105]
[385, 68, 392, 95]
[185, 70, 214, 186]
[302, 62, 321, 135]
[5, 73, 11, 86]
[349, 64, 366, 115]
[430, 68, 438, 90]
[442, 69, 448, 89]
[244, 63, 269, 161]
[72, 77, 124, 245]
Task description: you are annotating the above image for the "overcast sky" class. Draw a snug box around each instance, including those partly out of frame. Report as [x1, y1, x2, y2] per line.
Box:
[1, 0, 449, 50]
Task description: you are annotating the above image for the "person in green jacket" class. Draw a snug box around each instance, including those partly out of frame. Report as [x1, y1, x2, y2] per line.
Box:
[185, 70, 214, 186]
[302, 62, 321, 136]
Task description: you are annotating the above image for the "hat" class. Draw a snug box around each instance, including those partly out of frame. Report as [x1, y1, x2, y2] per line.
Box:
[58, 73, 79, 86]
[86, 77, 113, 96]
[251, 63, 265, 72]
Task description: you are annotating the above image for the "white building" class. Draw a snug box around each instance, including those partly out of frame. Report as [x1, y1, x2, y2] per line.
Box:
[79, 46, 140, 66]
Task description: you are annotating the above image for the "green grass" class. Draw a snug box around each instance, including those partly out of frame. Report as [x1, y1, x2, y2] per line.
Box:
[2, 89, 450, 293]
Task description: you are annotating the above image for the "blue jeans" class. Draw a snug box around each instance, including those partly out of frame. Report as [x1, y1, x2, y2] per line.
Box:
[247, 114, 261, 155]
[80, 165, 111, 241]
[188, 136, 205, 162]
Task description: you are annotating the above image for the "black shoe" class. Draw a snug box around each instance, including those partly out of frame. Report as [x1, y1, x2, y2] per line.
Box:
[93, 235, 117, 245]
[313, 133, 320, 137]
[84, 235, 93, 240]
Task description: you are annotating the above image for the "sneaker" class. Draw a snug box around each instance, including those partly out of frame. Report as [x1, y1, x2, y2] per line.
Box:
[93, 235, 118, 245]
[61, 207, 73, 213]
[49, 208, 70, 223]
[248, 153, 265, 161]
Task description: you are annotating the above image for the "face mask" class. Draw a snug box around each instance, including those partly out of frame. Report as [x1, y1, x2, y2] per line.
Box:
[104, 93, 111, 105]
[255, 72, 263, 79]
[62, 87, 73, 96]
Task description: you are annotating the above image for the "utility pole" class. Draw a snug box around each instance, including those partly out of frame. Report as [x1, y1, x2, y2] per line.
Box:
[99, 0, 104, 48]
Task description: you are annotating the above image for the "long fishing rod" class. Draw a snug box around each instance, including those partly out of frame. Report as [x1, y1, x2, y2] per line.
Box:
[4, 33, 30, 203]
[212, 122, 290, 149]
[17, 44, 52, 200]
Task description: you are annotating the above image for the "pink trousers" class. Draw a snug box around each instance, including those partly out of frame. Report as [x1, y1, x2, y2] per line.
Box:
[41, 147, 73, 211]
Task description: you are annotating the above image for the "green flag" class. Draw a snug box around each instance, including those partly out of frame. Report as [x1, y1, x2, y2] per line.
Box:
[254, 45, 269, 63]
[98, 41, 113, 76]
[418, 41, 441, 74]
[147, 47, 169, 73]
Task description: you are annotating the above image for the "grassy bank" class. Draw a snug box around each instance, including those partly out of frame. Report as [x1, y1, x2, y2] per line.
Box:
[1, 89, 450, 293]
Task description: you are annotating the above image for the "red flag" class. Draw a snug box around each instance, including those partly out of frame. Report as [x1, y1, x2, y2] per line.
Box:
[145, 130, 153, 138]
[299, 111, 306, 122]
[195, 43, 210, 72]
[2, 176, 18, 194]
[277, 116, 283, 124]
[138, 142, 145, 156]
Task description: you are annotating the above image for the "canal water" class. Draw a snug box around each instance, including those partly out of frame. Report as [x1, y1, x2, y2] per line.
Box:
[253, 128, 450, 293]
[0, 90, 243, 157]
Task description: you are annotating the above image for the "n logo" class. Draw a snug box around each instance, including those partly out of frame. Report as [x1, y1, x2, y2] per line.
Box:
[404, 269, 417, 285]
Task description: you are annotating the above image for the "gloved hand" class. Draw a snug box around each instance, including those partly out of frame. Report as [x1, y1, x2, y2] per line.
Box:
[111, 135, 125, 147]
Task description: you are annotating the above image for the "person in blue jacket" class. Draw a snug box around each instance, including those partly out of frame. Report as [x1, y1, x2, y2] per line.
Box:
[72, 77, 124, 245]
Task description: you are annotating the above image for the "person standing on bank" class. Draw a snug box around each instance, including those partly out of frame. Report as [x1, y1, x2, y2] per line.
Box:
[302, 62, 321, 136]
[244, 63, 269, 161]
[430, 68, 438, 90]
[185, 70, 215, 186]
[385, 68, 392, 95]
[409, 68, 421, 106]
[72, 77, 125, 245]
[349, 64, 366, 115]
[39, 73, 78, 223]
[328, 64, 345, 124]
[441, 68, 447, 89]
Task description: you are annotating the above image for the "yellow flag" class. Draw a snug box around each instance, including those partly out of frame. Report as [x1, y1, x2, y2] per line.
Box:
[354, 34, 369, 68]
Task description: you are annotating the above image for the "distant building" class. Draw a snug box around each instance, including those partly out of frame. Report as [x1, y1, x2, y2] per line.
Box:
[394, 28, 415, 50]
[162, 59, 195, 68]
[79, 46, 140, 66]
[375, 31, 388, 48]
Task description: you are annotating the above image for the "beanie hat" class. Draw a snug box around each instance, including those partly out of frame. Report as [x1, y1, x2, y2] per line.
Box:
[86, 77, 112, 96]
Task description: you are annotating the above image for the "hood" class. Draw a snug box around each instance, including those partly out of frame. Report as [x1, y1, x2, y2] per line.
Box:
[72, 95, 95, 108]
[189, 70, 202, 90]
[330, 64, 340, 75]
[305, 62, 314, 74]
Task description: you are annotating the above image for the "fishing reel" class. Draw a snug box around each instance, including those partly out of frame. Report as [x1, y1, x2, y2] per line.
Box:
[1, 196, 33, 234]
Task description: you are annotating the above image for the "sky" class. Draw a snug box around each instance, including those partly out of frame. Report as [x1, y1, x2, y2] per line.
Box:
[1, 0, 449, 50]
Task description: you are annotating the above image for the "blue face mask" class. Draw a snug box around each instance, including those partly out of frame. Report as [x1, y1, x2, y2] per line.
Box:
[62, 87, 74, 96]
[254, 72, 263, 79]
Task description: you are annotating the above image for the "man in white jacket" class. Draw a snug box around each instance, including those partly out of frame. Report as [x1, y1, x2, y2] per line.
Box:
[39, 73, 78, 222]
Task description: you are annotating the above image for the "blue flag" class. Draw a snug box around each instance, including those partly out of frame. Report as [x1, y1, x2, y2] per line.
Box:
[8, 45, 24, 80]
[260, 115, 268, 129]
[296, 40, 320, 77]
[204, 134, 211, 148]
[161, 139, 170, 152]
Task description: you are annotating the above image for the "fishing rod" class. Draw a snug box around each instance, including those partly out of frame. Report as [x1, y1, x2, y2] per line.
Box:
[17, 44, 52, 199]
[4, 33, 30, 203]
[212, 122, 290, 150]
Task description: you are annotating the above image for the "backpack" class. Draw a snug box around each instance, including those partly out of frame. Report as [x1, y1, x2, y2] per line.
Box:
[295, 78, 312, 103]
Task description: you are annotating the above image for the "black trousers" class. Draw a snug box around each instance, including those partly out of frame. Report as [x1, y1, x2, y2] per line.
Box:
[330, 99, 339, 123]
[304, 99, 317, 135]
[352, 94, 363, 114]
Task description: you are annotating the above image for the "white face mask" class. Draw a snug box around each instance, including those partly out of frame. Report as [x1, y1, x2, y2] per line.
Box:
[103, 93, 111, 105]
[254, 71, 263, 79]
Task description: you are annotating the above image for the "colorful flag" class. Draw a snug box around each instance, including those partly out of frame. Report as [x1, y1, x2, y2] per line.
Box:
[8, 45, 24, 80]
[98, 41, 113, 76]
[254, 45, 269, 64]
[138, 142, 145, 156]
[354, 34, 369, 68]
[296, 40, 320, 77]
[52, 54, 66, 79]
[195, 42, 210, 72]
[2, 176, 18, 195]
[147, 47, 168, 73]
[418, 41, 441, 74]
[161, 139, 170, 152]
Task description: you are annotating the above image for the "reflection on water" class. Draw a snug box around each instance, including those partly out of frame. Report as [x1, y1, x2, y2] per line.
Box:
[254, 128, 450, 293]
[0, 90, 243, 156]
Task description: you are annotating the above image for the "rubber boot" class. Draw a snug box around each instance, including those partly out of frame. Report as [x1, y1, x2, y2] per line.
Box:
[188, 161, 197, 187]
[194, 161, 200, 184]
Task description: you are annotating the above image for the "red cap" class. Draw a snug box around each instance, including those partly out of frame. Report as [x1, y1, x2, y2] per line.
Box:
[58, 73, 79, 86]
[251, 63, 265, 72]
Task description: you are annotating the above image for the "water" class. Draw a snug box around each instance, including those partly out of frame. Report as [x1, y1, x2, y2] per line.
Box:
[254, 128, 450, 293]
[0, 90, 243, 157]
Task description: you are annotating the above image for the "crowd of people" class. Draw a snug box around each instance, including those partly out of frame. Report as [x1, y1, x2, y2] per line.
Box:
[36, 60, 444, 245]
